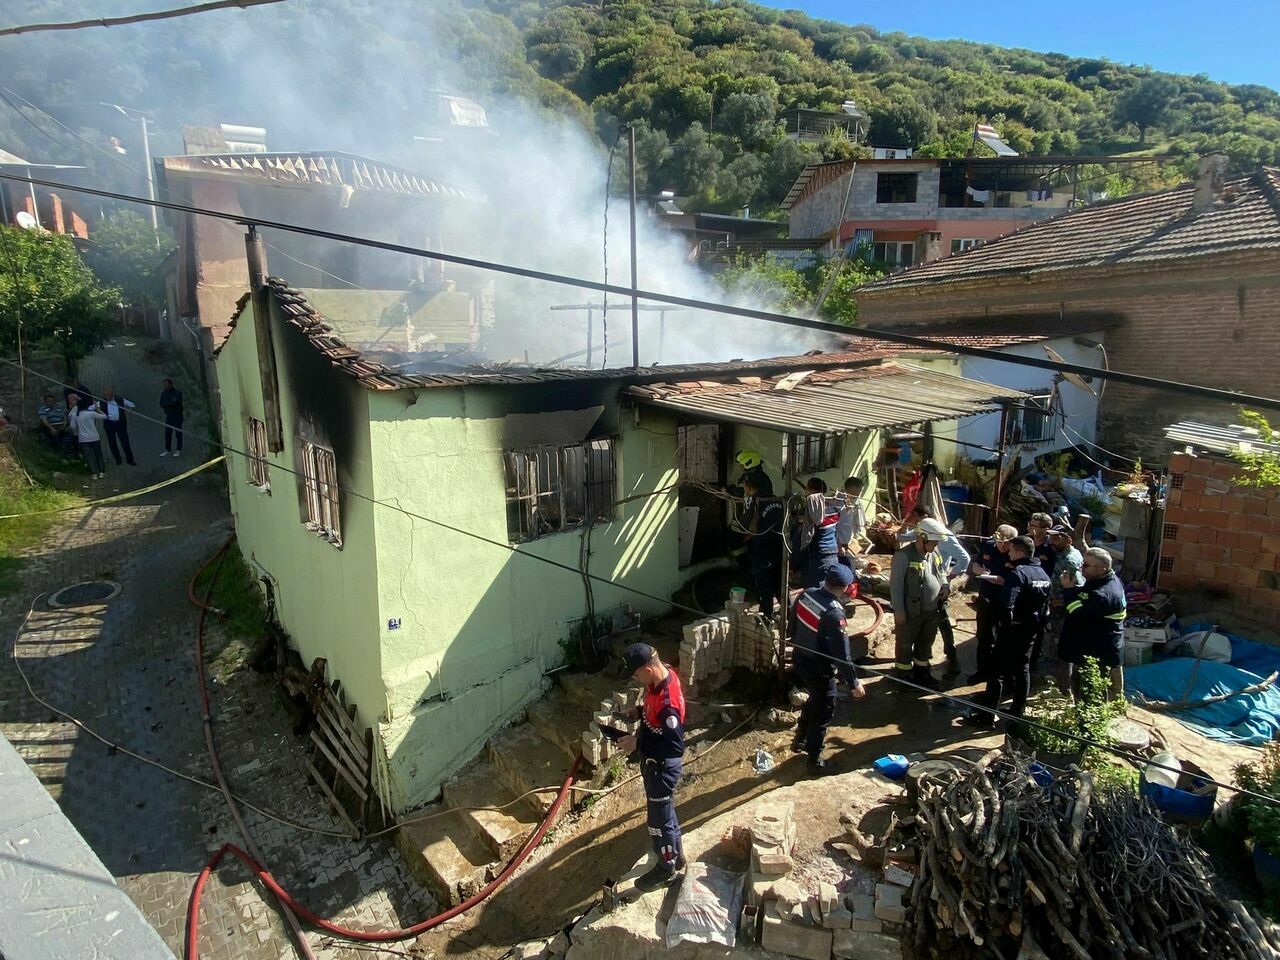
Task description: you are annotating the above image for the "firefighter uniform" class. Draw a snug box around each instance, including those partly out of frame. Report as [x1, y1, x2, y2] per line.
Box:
[1059, 571, 1128, 668]
[889, 541, 946, 679]
[986, 556, 1051, 718]
[791, 566, 861, 763]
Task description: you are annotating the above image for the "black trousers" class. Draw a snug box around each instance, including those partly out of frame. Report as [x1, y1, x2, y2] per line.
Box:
[939, 611, 956, 659]
[985, 622, 1037, 718]
[795, 671, 837, 758]
[103, 418, 135, 465]
[972, 597, 997, 678]
[164, 416, 184, 452]
[751, 560, 779, 618]
[641, 757, 683, 866]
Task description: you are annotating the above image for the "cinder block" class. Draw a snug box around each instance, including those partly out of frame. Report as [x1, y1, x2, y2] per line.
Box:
[833, 928, 901, 960]
[819, 881, 839, 916]
[884, 863, 916, 889]
[849, 893, 881, 932]
[874, 883, 907, 923]
[760, 902, 833, 960]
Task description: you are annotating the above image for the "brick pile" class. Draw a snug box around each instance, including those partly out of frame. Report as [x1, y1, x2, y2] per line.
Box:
[1159, 450, 1280, 617]
[742, 801, 901, 960]
[678, 599, 778, 697]
[578, 688, 641, 768]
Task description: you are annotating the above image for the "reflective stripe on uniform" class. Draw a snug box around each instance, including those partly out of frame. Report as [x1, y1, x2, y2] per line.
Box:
[913, 659, 932, 667]
[1105, 611, 1127, 620]
[1066, 600, 1083, 614]
[909, 562, 923, 570]
[895, 662, 913, 671]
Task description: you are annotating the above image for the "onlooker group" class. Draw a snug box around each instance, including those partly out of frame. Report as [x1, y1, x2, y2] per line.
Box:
[66, 391, 107, 479]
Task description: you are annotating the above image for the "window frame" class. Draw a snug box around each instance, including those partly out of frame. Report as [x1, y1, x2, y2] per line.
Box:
[793, 433, 841, 474]
[299, 439, 342, 547]
[872, 241, 915, 267]
[245, 416, 270, 489]
[875, 172, 918, 204]
[504, 437, 617, 543]
[1010, 394, 1055, 445]
[950, 238, 983, 254]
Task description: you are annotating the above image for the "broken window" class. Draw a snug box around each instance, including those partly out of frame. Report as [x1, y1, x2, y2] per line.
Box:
[1008, 394, 1054, 444]
[794, 434, 841, 473]
[876, 172, 918, 204]
[246, 417, 270, 488]
[678, 424, 721, 485]
[299, 440, 341, 546]
[504, 438, 616, 542]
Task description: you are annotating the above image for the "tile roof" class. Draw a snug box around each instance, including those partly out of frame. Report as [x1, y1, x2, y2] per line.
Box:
[213, 281, 1086, 393]
[160, 151, 482, 202]
[627, 361, 1028, 434]
[858, 168, 1280, 293]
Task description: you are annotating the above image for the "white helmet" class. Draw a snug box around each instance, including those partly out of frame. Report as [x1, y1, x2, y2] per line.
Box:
[916, 517, 950, 541]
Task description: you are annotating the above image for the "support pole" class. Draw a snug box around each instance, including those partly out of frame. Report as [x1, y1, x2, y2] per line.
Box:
[586, 307, 594, 368]
[139, 115, 159, 238]
[626, 125, 640, 370]
[778, 434, 796, 681]
[245, 226, 284, 452]
[991, 404, 1011, 532]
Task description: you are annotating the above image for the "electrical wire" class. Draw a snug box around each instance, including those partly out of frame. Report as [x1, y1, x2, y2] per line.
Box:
[2, 169, 1275, 412]
[0, 0, 286, 37]
[600, 129, 624, 370]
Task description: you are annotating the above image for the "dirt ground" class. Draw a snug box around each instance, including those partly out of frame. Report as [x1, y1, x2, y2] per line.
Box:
[411, 591, 1263, 958]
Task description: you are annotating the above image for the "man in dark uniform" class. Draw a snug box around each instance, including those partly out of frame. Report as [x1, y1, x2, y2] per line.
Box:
[791, 565, 866, 774]
[617, 643, 687, 891]
[968, 536, 1051, 726]
[1026, 513, 1057, 674]
[743, 474, 784, 619]
[1059, 547, 1128, 701]
[967, 524, 1017, 684]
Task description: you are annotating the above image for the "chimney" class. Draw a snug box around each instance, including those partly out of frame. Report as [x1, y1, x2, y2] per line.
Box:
[1190, 155, 1227, 216]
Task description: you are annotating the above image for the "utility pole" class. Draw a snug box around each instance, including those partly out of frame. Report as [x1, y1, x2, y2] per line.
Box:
[138, 114, 158, 237]
[626, 124, 640, 370]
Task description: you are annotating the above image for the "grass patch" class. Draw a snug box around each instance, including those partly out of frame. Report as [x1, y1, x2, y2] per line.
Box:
[0, 438, 86, 596]
[192, 543, 268, 644]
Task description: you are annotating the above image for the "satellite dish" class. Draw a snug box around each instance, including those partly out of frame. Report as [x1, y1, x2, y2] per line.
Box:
[1044, 345, 1098, 396]
[15, 211, 37, 230]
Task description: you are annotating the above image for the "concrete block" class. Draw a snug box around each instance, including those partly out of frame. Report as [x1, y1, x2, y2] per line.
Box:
[884, 863, 916, 889]
[849, 893, 881, 932]
[819, 881, 839, 916]
[768, 876, 808, 912]
[752, 845, 793, 877]
[833, 928, 902, 960]
[822, 900, 853, 930]
[874, 883, 907, 923]
[760, 902, 834, 960]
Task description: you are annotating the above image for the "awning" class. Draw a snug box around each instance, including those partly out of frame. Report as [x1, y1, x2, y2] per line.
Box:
[628, 361, 1027, 434]
[1165, 421, 1280, 457]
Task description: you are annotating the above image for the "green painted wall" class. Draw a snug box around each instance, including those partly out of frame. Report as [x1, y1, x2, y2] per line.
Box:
[366, 390, 681, 810]
[730, 425, 881, 503]
[215, 302, 386, 724]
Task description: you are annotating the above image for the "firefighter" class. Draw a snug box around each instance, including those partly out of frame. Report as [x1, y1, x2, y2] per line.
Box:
[743, 473, 784, 619]
[1059, 547, 1127, 701]
[617, 643, 687, 891]
[889, 517, 951, 688]
[790, 564, 865, 774]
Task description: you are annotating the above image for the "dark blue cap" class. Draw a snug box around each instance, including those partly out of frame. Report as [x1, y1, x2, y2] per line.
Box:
[824, 564, 856, 587]
[619, 642, 658, 677]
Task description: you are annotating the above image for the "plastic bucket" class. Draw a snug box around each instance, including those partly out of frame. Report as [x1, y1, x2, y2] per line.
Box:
[1140, 758, 1217, 827]
[941, 482, 969, 527]
[729, 587, 747, 604]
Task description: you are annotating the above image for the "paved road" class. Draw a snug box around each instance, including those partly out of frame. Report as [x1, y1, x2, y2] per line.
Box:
[0, 339, 436, 960]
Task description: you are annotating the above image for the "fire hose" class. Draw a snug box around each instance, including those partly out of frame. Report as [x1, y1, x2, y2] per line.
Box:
[185, 541, 582, 958]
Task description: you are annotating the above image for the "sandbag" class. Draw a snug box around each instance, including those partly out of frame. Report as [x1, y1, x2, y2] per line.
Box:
[665, 862, 744, 948]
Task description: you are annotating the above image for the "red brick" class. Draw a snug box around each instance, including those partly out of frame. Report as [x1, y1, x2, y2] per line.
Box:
[1184, 475, 1207, 495]
[1229, 512, 1253, 531]
[1193, 561, 1219, 579]
[1181, 492, 1203, 511]
[1234, 551, 1260, 568]
[1218, 531, 1242, 550]
[1251, 587, 1280, 608]
[1200, 495, 1225, 513]
[1267, 499, 1280, 520]
[1245, 498, 1271, 517]
[1199, 510, 1230, 530]
[1260, 553, 1280, 572]
[1169, 452, 1192, 473]
[1263, 534, 1280, 555]
[1166, 488, 1183, 508]
[1236, 531, 1264, 553]
[1209, 460, 1242, 481]
[1234, 567, 1262, 589]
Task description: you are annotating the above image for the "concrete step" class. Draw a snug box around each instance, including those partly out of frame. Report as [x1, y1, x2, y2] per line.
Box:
[395, 804, 494, 907]
[554, 667, 632, 715]
[486, 724, 574, 815]
[526, 689, 590, 760]
[442, 761, 539, 861]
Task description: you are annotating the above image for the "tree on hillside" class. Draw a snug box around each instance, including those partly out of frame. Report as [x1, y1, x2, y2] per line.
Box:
[1115, 74, 1179, 145]
[84, 212, 176, 311]
[0, 226, 118, 377]
[868, 94, 939, 149]
[715, 252, 886, 326]
[717, 91, 779, 149]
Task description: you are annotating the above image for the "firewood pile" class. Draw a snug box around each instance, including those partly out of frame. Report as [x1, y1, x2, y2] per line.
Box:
[902, 751, 1280, 960]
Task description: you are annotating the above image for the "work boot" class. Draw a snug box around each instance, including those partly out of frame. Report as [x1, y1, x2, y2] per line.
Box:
[790, 737, 806, 754]
[967, 671, 989, 686]
[959, 707, 997, 730]
[806, 755, 833, 777]
[944, 653, 961, 677]
[634, 861, 678, 892]
[911, 667, 941, 690]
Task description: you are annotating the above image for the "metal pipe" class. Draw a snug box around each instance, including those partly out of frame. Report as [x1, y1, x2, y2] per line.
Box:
[627, 125, 639, 370]
[778, 434, 796, 681]
[139, 115, 158, 237]
[991, 404, 1011, 531]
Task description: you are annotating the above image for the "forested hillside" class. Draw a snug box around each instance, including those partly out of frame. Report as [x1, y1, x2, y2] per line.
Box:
[1, 0, 1278, 217]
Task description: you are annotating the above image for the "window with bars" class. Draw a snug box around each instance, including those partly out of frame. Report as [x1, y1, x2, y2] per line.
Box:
[1008, 394, 1054, 444]
[793, 434, 841, 473]
[504, 438, 616, 542]
[246, 417, 270, 488]
[299, 440, 341, 546]
[678, 424, 720, 485]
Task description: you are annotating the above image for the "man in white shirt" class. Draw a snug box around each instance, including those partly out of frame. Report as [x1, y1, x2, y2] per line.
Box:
[66, 392, 108, 479]
[96, 386, 137, 466]
[837, 476, 868, 558]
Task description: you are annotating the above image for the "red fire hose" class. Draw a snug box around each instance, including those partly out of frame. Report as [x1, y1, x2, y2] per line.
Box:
[185, 542, 582, 958]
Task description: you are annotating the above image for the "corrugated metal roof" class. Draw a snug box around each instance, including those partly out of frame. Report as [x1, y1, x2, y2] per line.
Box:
[628, 362, 1027, 433]
[1164, 421, 1280, 457]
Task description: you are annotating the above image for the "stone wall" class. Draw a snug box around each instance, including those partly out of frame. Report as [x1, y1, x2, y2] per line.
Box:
[678, 600, 779, 696]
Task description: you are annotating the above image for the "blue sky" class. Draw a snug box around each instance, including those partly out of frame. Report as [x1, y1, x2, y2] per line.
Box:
[755, 0, 1280, 90]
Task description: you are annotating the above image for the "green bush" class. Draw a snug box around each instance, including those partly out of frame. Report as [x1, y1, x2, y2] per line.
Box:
[1020, 657, 1130, 782]
[1237, 743, 1280, 854]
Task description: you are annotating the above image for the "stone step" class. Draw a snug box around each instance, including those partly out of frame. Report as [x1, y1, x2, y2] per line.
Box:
[486, 724, 574, 815]
[442, 761, 540, 861]
[395, 804, 494, 907]
[525, 689, 590, 760]
[553, 668, 625, 714]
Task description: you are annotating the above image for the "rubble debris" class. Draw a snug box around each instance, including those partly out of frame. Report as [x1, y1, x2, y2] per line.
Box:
[761, 901, 833, 960]
[903, 750, 1277, 960]
[751, 802, 798, 877]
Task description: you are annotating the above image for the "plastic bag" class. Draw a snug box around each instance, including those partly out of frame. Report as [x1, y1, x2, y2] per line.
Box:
[665, 862, 744, 948]
[1167, 630, 1233, 664]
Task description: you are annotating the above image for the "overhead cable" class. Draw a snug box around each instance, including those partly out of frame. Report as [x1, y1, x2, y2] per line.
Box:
[1, 170, 1277, 412]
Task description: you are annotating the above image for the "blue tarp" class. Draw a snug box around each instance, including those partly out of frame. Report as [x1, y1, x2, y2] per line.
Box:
[1126, 657, 1280, 746]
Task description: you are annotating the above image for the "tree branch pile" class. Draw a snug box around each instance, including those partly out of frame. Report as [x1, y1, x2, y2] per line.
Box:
[903, 751, 1280, 960]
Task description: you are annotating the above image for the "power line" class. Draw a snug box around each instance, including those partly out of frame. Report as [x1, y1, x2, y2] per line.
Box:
[2, 353, 1276, 808]
[1, 170, 1277, 413]
[0, 0, 286, 37]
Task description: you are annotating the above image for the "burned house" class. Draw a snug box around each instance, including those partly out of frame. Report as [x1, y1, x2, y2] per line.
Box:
[213, 277, 1026, 811]
[155, 127, 486, 375]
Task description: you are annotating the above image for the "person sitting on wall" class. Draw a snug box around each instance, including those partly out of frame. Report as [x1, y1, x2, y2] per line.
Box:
[616, 643, 687, 892]
[36, 394, 72, 453]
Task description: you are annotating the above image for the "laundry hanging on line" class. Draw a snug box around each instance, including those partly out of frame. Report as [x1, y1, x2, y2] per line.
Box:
[965, 185, 990, 203]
